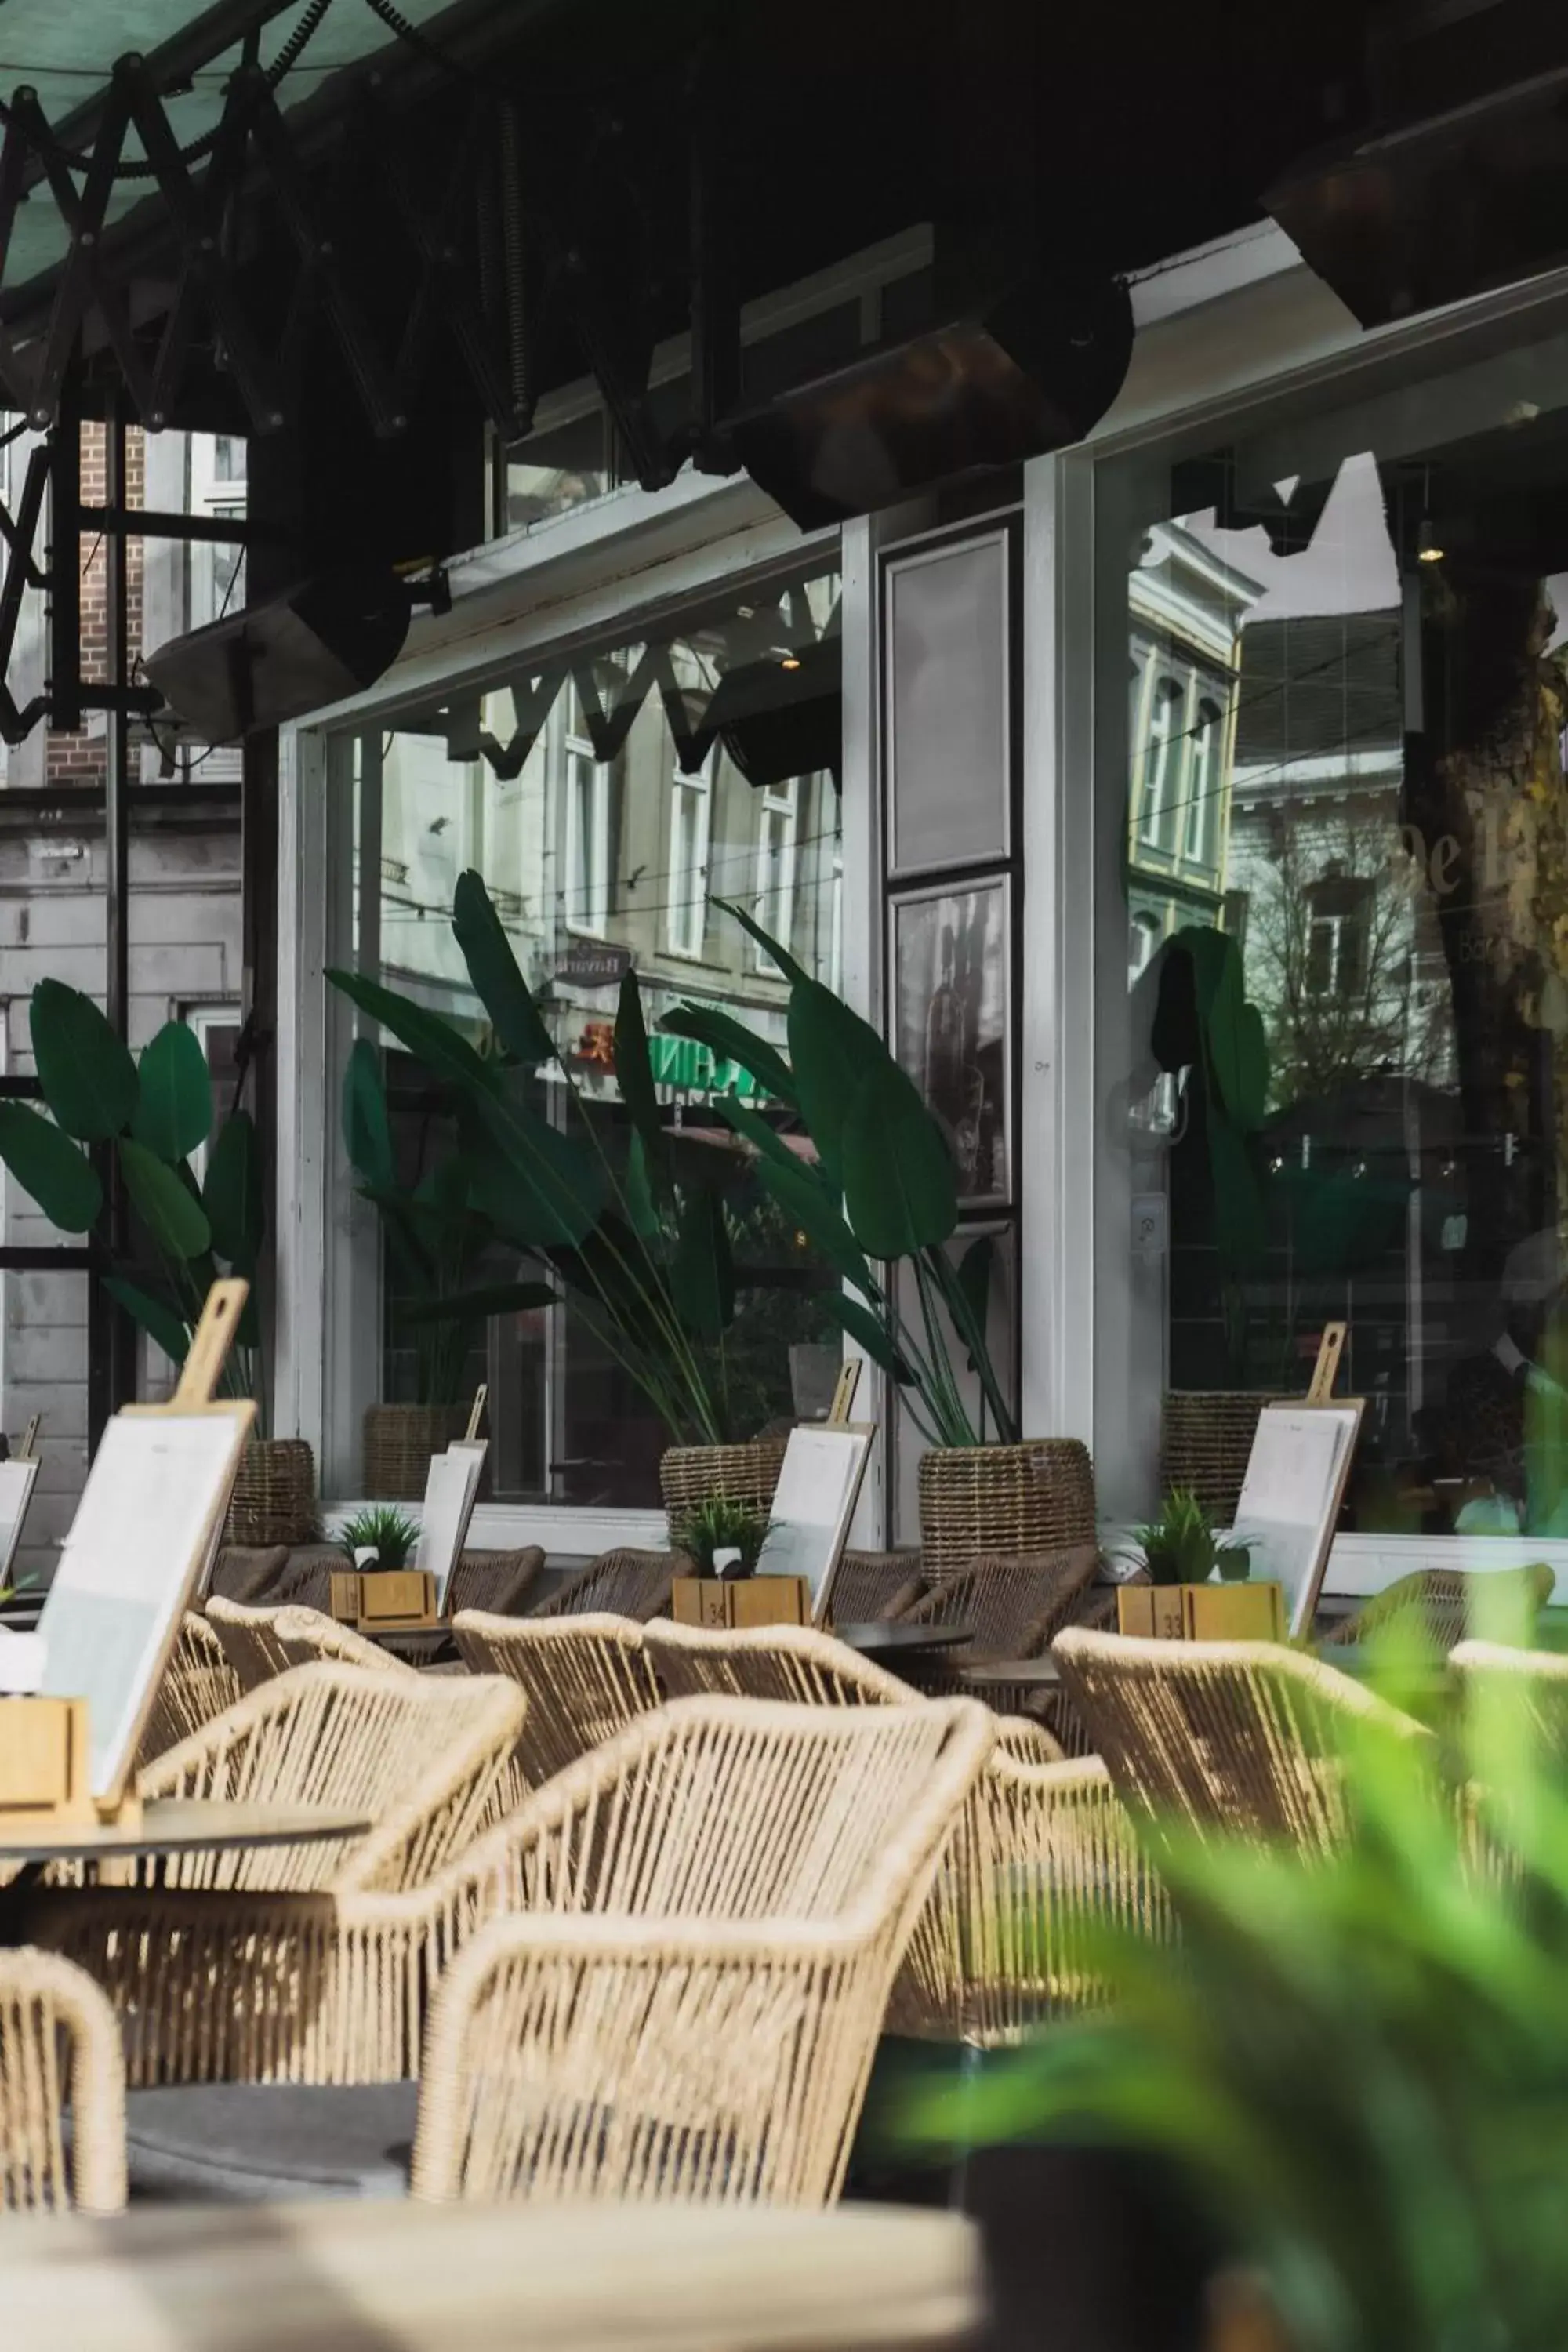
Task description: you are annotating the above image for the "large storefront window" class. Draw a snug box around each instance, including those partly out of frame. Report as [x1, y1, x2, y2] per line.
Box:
[1098, 327, 1568, 1538]
[343, 557, 843, 1507]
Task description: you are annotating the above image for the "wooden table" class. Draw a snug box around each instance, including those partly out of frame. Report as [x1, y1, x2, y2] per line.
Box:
[835, 1623, 973, 1660]
[956, 1656, 1062, 1693]
[0, 2197, 983, 2352]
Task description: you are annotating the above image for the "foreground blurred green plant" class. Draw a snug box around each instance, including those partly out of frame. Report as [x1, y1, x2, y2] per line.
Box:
[903, 1605, 1568, 2352]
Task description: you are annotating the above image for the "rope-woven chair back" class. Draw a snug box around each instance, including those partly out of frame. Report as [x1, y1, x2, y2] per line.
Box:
[530, 1549, 681, 1622]
[1451, 1639, 1568, 1765]
[137, 1661, 527, 1895]
[1054, 1628, 1430, 1855]
[273, 1606, 415, 1675]
[644, 1618, 914, 1708]
[205, 1595, 295, 1688]
[136, 1611, 244, 1769]
[904, 1547, 1102, 1660]
[0, 1951, 126, 2213]
[1326, 1563, 1555, 1653]
[452, 1611, 662, 1785]
[448, 1548, 546, 1618]
[824, 1551, 927, 1626]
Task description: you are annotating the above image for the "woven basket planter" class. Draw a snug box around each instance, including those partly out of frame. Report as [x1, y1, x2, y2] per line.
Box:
[916, 1439, 1097, 1573]
[1160, 1392, 1276, 1523]
[659, 1439, 788, 1535]
[362, 1403, 485, 1501]
[224, 1438, 316, 1549]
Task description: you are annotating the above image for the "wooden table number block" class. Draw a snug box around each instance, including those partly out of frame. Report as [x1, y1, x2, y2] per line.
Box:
[1117, 1582, 1284, 1642]
[671, 1576, 811, 1632]
[0, 1697, 103, 1824]
[331, 1570, 439, 1630]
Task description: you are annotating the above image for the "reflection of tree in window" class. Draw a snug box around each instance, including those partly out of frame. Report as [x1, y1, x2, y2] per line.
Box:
[1184, 699, 1222, 866]
[1305, 876, 1372, 998]
[1140, 677, 1184, 849]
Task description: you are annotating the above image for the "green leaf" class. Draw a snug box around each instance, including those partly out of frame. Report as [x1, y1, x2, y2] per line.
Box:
[401, 1279, 557, 1325]
[712, 1093, 811, 1178]
[753, 1149, 875, 1297]
[118, 1135, 211, 1260]
[466, 1083, 605, 1247]
[1207, 949, 1269, 1131]
[203, 1112, 264, 1269]
[670, 1189, 734, 1340]
[0, 1102, 101, 1232]
[1206, 1108, 1267, 1276]
[955, 1234, 994, 1359]
[612, 971, 670, 1195]
[325, 969, 495, 1094]
[131, 1022, 212, 1163]
[624, 1130, 660, 1240]
[840, 1061, 957, 1259]
[30, 980, 137, 1141]
[714, 894, 811, 988]
[659, 1006, 797, 1106]
[451, 869, 557, 1065]
[103, 1276, 190, 1365]
[787, 978, 890, 1192]
[343, 1038, 396, 1190]
[816, 1291, 914, 1383]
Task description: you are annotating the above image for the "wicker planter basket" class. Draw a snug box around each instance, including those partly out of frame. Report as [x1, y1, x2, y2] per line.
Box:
[659, 1439, 789, 1533]
[1160, 1391, 1276, 1523]
[224, 1438, 316, 1549]
[916, 1439, 1096, 1573]
[362, 1403, 485, 1501]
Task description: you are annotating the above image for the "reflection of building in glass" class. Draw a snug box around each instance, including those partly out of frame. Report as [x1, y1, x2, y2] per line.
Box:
[1126, 524, 1258, 978]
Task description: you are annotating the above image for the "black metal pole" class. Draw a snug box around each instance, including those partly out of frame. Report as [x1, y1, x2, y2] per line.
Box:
[100, 399, 136, 1423]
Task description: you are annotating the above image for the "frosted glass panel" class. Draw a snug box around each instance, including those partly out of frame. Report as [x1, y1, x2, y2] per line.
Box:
[887, 532, 1008, 874]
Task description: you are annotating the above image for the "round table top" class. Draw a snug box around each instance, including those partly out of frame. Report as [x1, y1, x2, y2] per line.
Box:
[833, 1621, 974, 1656]
[0, 1797, 373, 1864]
[0, 2198, 981, 2352]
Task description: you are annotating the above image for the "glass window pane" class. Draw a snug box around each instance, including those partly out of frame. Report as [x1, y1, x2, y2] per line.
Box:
[887, 532, 1008, 875]
[347, 557, 844, 1505]
[503, 411, 613, 533]
[1096, 334, 1568, 1540]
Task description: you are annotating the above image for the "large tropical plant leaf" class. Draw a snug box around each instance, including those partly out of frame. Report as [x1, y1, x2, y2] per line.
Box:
[466, 1083, 606, 1247]
[788, 978, 891, 1192]
[131, 1021, 213, 1163]
[713, 894, 811, 989]
[816, 1290, 915, 1383]
[1206, 1107, 1267, 1276]
[103, 1276, 190, 1365]
[1207, 948, 1269, 1132]
[29, 979, 138, 1141]
[325, 969, 495, 1094]
[613, 971, 670, 1196]
[670, 1189, 734, 1340]
[840, 1061, 957, 1259]
[401, 1279, 557, 1325]
[119, 1136, 212, 1260]
[342, 1037, 396, 1190]
[752, 1148, 876, 1298]
[624, 1131, 661, 1239]
[659, 1005, 798, 1105]
[203, 1111, 264, 1271]
[712, 1093, 812, 1178]
[0, 1102, 101, 1232]
[451, 869, 557, 1065]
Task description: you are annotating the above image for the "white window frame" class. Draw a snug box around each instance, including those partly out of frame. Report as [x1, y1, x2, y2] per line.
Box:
[666, 752, 713, 959]
[751, 779, 800, 966]
[180, 1002, 245, 1186]
[1184, 697, 1221, 867]
[561, 688, 611, 939]
[1138, 675, 1184, 851]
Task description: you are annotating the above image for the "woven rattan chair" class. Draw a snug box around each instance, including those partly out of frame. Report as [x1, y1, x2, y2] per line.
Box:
[642, 1621, 1145, 2045]
[1323, 1563, 1555, 1651]
[1451, 1639, 1568, 1763]
[824, 1551, 928, 1626]
[529, 1548, 684, 1622]
[902, 1547, 1102, 1675]
[406, 1693, 994, 2205]
[452, 1611, 662, 1787]
[205, 1595, 295, 1687]
[136, 1611, 244, 1769]
[269, 1546, 546, 1620]
[0, 1949, 126, 2213]
[1054, 1628, 1432, 1855]
[24, 1664, 528, 2086]
[272, 1606, 416, 1676]
[207, 1545, 292, 1606]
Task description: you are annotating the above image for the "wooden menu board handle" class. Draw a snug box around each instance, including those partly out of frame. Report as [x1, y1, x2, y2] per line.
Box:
[172, 1280, 249, 1407]
[827, 1361, 862, 1428]
[1307, 1322, 1347, 1404]
[464, 1385, 489, 1443]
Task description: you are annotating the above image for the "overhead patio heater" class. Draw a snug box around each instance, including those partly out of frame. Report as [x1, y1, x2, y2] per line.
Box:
[723, 271, 1134, 530]
[143, 568, 413, 742]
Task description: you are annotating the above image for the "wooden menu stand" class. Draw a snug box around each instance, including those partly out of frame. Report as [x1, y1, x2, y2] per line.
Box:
[328, 1569, 441, 1632]
[0, 1280, 253, 1833]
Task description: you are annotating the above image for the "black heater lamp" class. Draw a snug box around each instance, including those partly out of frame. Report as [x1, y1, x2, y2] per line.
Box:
[1266, 67, 1568, 329]
[696, 633, 843, 788]
[143, 567, 413, 742]
[723, 271, 1134, 530]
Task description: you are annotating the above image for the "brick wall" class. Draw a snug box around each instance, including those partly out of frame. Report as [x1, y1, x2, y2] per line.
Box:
[44, 421, 147, 786]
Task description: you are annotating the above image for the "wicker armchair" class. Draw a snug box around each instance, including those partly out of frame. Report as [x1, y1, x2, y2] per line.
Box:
[1054, 1628, 1432, 1855]
[530, 1548, 685, 1622]
[1323, 1563, 1555, 1652]
[406, 1693, 994, 2205]
[902, 1547, 1102, 1673]
[642, 1621, 1145, 2045]
[136, 1611, 244, 1769]
[452, 1610, 661, 1787]
[205, 1595, 295, 1687]
[24, 1664, 528, 2086]
[1451, 1639, 1568, 1763]
[0, 1949, 126, 2213]
[207, 1545, 291, 1606]
[272, 1606, 416, 1676]
[269, 1546, 546, 1621]
[825, 1551, 928, 1626]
